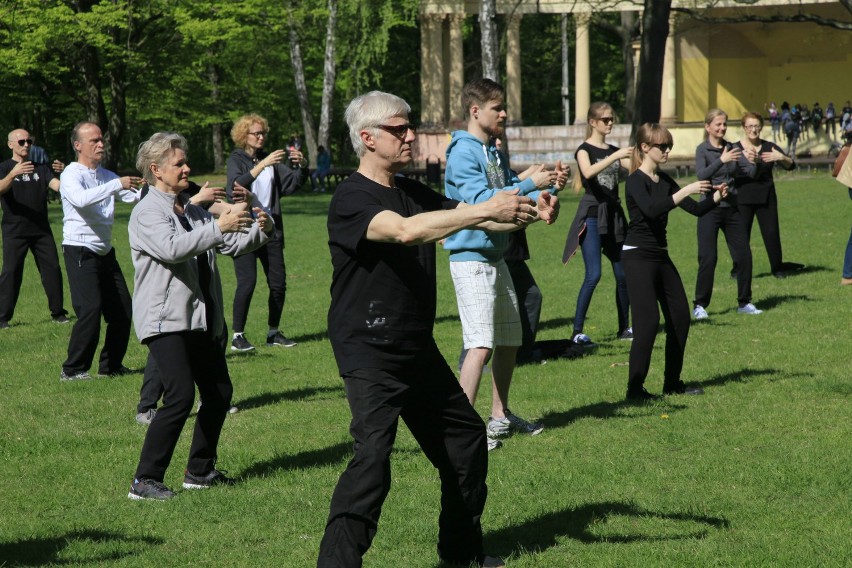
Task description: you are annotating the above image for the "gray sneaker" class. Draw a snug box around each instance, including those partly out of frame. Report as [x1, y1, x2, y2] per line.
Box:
[136, 408, 157, 425]
[60, 370, 91, 382]
[487, 410, 544, 438]
[737, 303, 763, 315]
[128, 478, 175, 501]
[266, 331, 297, 347]
[487, 437, 503, 452]
[231, 334, 255, 352]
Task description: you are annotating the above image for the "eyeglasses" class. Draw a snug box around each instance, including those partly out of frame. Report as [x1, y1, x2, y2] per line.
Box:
[377, 123, 416, 139]
[744, 125, 762, 131]
[651, 143, 673, 153]
[597, 117, 614, 125]
[248, 131, 267, 138]
[16, 139, 34, 147]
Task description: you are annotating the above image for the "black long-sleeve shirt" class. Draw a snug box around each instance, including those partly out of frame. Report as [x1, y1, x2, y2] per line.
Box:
[624, 170, 716, 253]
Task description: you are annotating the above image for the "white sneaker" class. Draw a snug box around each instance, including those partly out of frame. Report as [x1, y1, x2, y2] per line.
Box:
[737, 303, 763, 315]
[487, 437, 502, 452]
[487, 410, 544, 438]
[572, 333, 594, 346]
[693, 305, 709, 320]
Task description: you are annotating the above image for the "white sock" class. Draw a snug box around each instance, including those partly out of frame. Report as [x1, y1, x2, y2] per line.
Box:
[233, 332, 244, 339]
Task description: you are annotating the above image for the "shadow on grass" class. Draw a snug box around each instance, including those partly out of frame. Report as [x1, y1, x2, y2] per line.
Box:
[464, 501, 729, 562]
[693, 367, 812, 389]
[755, 264, 829, 279]
[291, 330, 329, 343]
[539, 400, 688, 430]
[0, 529, 164, 566]
[241, 441, 353, 479]
[234, 385, 343, 410]
[435, 313, 461, 325]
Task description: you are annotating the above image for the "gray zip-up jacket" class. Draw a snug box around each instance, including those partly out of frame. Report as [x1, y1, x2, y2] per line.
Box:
[128, 187, 269, 342]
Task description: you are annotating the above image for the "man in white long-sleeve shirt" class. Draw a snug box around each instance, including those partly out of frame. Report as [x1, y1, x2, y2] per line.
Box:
[59, 122, 142, 381]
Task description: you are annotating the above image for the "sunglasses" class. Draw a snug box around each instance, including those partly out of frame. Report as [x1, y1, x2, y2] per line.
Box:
[377, 123, 416, 139]
[17, 138, 34, 147]
[651, 143, 673, 153]
[597, 117, 614, 125]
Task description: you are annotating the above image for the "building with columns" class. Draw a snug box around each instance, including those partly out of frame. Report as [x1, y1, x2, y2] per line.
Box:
[415, 0, 852, 164]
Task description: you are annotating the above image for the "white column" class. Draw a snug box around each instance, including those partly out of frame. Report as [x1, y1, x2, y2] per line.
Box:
[660, 16, 677, 124]
[448, 14, 465, 125]
[574, 12, 591, 124]
[506, 13, 523, 126]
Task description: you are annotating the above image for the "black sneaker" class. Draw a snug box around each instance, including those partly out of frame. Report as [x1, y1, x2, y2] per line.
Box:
[663, 382, 705, 396]
[626, 387, 658, 401]
[183, 469, 235, 490]
[98, 365, 134, 378]
[52, 315, 70, 324]
[231, 335, 255, 352]
[128, 478, 175, 500]
[617, 327, 634, 341]
[266, 331, 297, 347]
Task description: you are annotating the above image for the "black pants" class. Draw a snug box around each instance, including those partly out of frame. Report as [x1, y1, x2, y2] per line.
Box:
[623, 248, 690, 392]
[318, 345, 488, 567]
[232, 234, 286, 332]
[458, 259, 542, 367]
[134, 331, 233, 481]
[738, 192, 785, 274]
[62, 246, 131, 375]
[0, 229, 66, 322]
[694, 206, 753, 308]
[137, 326, 228, 414]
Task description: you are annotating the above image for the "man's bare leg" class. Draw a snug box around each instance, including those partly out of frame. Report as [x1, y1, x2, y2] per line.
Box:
[459, 347, 492, 406]
[490, 345, 518, 419]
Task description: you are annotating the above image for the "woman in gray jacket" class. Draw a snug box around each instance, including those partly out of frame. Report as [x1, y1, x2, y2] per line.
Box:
[127, 132, 272, 501]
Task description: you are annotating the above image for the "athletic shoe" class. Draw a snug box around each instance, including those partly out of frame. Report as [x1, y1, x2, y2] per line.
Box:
[617, 327, 634, 340]
[196, 400, 239, 414]
[0, 321, 8, 329]
[626, 387, 658, 401]
[571, 332, 595, 346]
[136, 409, 157, 425]
[487, 410, 544, 438]
[266, 331, 297, 347]
[128, 478, 175, 501]
[487, 437, 503, 452]
[52, 315, 70, 324]
[231, 335, 255, 352]
[60, 370, 91, 381]
[693, 305, 709, 320]
[183, 468, 235, 490]
[98, 365, 134, 378]
[663, 382, 705, 396]
[737, 303, 763, 315]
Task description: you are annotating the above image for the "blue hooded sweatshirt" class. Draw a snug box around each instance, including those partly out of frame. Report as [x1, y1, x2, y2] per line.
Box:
[443, 130, 540, 262]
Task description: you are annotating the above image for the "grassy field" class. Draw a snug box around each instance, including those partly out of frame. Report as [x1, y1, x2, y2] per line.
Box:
[0, 172, 850, 567]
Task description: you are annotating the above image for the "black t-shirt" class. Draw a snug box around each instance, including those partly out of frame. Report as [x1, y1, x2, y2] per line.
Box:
[577, 142, 621, 217]
[732, 140, 789, 205]
[624, 170, 715, 252]
[0, 159, 55, 235]
[327, 172, 458, 374]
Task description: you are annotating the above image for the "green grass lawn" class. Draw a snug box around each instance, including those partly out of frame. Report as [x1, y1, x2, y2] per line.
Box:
[1, 172, 850, 567]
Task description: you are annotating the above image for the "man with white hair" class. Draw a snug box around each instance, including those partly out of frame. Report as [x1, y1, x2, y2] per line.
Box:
[59, 122, 142, 381]
[317, 91, 551, 567]
[0, 129, 68, 328]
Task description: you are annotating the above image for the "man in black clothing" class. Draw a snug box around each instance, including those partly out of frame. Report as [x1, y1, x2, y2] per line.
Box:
[0, 129, 68, 327]
[317, 91, 545, 568]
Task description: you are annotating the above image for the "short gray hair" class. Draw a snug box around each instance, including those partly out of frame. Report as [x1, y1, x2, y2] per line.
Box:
[136, 132, 188, 185]
[344, 91, 411, 157]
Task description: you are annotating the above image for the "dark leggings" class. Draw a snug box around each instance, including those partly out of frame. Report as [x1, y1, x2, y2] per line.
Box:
[623, 248, 690, 392]
[232, 234, 286, 332]
[738, 191, 785, 274]
[133, 331, 233, 482]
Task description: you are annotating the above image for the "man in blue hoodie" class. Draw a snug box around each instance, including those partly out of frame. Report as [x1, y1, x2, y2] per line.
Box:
[444, 78, 567, 451]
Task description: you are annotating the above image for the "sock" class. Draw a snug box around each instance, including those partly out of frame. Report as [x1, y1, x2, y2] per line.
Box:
[233, 332, 244, 339]
[267, 328, 278, 338]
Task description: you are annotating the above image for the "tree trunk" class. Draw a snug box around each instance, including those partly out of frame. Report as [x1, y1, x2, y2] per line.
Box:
[317, 0, 338, 159]
[105, 68, 127, 171]
[208, 57, 224, 172]
[288, 24, 318, 165]
[621, 11, 637, 123]
[632, 0, 672, 138]
[480, 0, 499, 80]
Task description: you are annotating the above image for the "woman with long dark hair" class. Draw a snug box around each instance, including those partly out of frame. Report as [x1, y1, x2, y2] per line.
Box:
[562, 102, 633, 345]
[622, 124, 726, 401]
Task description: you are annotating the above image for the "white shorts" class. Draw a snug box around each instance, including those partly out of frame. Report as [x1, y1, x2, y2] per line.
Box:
[450, 259, 521, 350]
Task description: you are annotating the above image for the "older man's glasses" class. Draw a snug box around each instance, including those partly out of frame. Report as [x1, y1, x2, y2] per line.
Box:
[16, 138, 34, 147]
[377, 123, 416, 139]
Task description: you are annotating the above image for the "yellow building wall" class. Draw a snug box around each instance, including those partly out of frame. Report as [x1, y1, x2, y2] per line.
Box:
[712, 58, 767, 118]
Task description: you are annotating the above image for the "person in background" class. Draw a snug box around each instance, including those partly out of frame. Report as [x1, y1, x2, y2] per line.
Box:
[59, 122, 140, 381]
[312, 145, 332, 193]
[0, 129, 69, 328]
[825, 102, 837, 140]
[692, 109, 761, 320]
[766, 102, 780, 144]
[734, 112, 803, 279]
[562, 101, 632, 347]
[226, 114, 306, 352]
[318, 90, 531, 567]
[622, 123, 727, 401]
[781, 102, 800, 157]
[127, 132, 271, 500]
